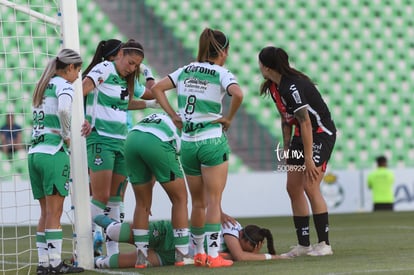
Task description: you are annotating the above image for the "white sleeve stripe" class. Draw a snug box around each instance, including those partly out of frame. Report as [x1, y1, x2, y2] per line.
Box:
[293, 104, 309, 113]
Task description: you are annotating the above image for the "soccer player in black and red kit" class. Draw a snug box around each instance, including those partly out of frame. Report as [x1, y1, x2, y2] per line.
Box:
[258, 46, 336, 257]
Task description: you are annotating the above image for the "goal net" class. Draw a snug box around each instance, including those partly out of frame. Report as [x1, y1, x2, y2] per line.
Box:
[0, 0, 92, 273]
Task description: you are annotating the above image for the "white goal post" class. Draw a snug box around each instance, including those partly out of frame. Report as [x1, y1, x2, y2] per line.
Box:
[0, 0, 93, 271]
[59, 0, 94, 270]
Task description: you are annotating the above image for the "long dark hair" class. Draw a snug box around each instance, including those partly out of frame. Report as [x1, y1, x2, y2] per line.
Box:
[258, 46, 313, 96]
[197, 28, 229, 62]
[241, 225, 276, 255]
[120, 39, 145, 101]
[82, 39, 122, 78]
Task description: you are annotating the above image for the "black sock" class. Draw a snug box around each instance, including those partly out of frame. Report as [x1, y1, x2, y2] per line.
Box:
[313, 212, 330, 245]
[293, 216, 310, 246]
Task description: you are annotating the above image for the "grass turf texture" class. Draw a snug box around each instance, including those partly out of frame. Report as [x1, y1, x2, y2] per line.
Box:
[1, 211, 413, 275]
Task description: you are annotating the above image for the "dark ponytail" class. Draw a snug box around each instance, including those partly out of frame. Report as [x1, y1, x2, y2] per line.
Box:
[242, 225, 277, 255]
[83, 39, 122, 78]
[259, 228, 276, 255]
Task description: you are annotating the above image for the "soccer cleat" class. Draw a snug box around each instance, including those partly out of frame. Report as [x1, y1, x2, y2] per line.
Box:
[93, 231, 104, 257]
[281, 244, 312, 257]
[218, 252, 230, 259]
[93, 214, 116, 229]
[94, 256, 108, 269]
[206, 255, 233, 268]
[49, 261, 84, 274]
[307, 241, 333, 256]
[36, 265, 49, 275]
[174, 250, 194, 266]
[134, 250, 150, 268]
[193, 253, 207, 267]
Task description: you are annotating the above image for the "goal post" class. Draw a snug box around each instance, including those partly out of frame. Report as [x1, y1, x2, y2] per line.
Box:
[0, 0, 93, 271]
[59, 0, 94, 270]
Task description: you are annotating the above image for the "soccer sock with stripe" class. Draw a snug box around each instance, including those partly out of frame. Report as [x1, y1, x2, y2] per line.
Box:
[107, 197, 121, 222]
[45, 228, 63, 268]
[36, 232, 49, 267]
[105, 197, 122, 256]
[90, 199, 106, 221]
[133, 229, 149, 258]
[106, 222, 132, 243]
[174, 228, 190, 256]
[190, 225, 205, 255]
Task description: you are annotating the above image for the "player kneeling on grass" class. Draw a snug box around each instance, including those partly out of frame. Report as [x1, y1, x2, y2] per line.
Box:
[93, 215, 289, 269]
[94, 217, 193, 267]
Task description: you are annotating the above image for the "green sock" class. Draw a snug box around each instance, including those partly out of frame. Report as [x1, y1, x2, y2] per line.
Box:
[109, 253, 119, 268]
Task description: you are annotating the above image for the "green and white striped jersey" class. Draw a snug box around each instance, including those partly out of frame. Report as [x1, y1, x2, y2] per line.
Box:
[85, 61, 129, 140]
[28, 76, 73, 155]
[169, 62, 238, 142]
[131, 113, 181, 153]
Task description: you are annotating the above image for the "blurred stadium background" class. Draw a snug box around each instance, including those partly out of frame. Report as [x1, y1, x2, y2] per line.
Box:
[1, 0, 414, 180]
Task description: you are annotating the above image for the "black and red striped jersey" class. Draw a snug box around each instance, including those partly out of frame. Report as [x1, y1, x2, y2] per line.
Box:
[269, 76, 336, 136]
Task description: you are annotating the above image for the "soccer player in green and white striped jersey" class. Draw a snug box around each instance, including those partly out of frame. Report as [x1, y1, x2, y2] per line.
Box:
[124, 112, 190, 267]
[82, 39, 153, 256]
[82, 38, 158, 257]
[152, 28, 244, 268]
[28, 48, 84, 274]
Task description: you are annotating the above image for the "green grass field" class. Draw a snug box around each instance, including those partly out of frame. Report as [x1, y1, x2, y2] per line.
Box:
[1, 211, 413, 275]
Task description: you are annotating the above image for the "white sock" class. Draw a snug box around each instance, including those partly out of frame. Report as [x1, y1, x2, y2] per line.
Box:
[206, 230, 220, 258]
[191, 233, 206, 255]
[45, 229, 63, 268]
[105, 200, 121, 256]
[133, 229, 149, 257]
[36, 232, 49, 267]
[107, 200, 121, 222]
[174, 228, 189, 256]
[119, 201, 125, 222]
[107, 222, 131, 243]
[90, 200, 105, 221]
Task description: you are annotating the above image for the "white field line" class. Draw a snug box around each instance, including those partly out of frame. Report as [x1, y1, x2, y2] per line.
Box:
[0, 261, 143, 275]
[327, 267, 414, 275]
[332, 225, 414, 231]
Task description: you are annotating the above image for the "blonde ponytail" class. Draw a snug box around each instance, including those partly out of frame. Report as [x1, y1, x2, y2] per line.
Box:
[32, 48, 82, 107]
[33, 58, 57, 107]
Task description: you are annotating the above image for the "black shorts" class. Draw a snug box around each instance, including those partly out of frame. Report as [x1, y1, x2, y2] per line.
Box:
[287, 132, 336, 171]
[374, 203, 393, 211]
